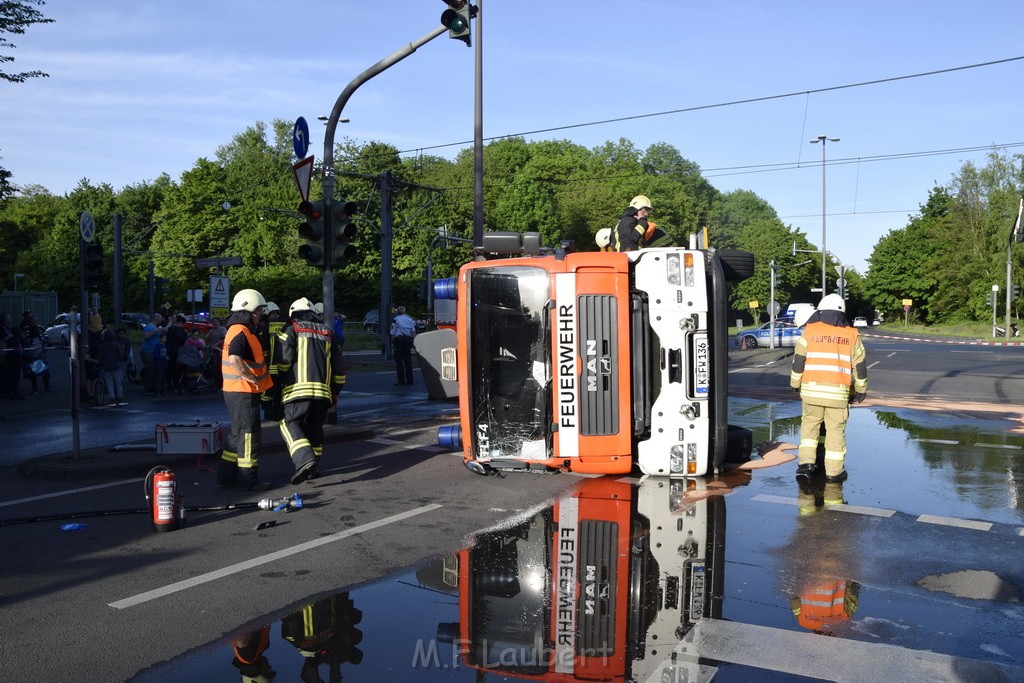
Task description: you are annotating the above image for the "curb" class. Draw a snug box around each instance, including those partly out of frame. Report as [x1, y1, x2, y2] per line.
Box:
[862, 332, 1024, 346]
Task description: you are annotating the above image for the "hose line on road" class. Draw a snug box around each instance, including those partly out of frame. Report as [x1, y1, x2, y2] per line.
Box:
[0, 500, 269, 527]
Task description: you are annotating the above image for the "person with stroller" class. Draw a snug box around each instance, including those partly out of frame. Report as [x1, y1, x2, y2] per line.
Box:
[175, 336, 204, 393]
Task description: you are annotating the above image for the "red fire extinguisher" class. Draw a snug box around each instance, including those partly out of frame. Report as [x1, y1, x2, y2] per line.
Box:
[147, 467, 185, 532]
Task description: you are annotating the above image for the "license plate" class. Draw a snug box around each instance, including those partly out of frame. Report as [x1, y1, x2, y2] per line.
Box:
[693, 333, 709, 396]
[689, 561, 706, 622]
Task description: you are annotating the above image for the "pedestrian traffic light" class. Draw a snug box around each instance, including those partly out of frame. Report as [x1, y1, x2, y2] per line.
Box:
[336, 593, 364, 665]
[331, 200, 359, 268]
[298, 200, 325, 267]
[440, 0, 472, 46]
[82, 239, 104, 290]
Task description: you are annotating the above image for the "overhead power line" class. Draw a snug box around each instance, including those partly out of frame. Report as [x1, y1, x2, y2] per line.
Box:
[395, 54, 1024, 158]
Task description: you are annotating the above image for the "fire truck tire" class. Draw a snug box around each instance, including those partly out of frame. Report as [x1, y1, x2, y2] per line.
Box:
[724, 425, 753, 464]
[717, 249, 755, 282]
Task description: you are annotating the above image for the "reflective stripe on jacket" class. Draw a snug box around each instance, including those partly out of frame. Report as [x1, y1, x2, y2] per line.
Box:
[790, 321, 867, 405]
[278, 319, 345, 402]
[221, 324, 273, 393]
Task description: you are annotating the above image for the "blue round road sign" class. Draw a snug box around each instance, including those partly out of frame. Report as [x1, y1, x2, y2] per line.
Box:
[293, 117, 310, 159]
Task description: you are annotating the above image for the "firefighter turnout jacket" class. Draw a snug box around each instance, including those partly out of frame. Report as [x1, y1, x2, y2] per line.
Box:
[790, 319, 867, 406]
[277, 314, 345, 402]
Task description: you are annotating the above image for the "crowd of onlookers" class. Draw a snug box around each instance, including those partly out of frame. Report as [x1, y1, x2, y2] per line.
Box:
[1, 308, 228, 406]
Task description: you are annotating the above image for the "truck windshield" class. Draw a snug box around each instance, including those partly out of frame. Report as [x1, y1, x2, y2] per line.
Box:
[468, 266, 552, 460]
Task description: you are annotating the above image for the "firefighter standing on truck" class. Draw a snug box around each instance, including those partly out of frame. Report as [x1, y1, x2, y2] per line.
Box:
[218, 289, 273, 491]
[277, 297, 345, 485]
[790, 293, 867, 483]
[259, 301, 285, 422]
[613, 195, 653, 252]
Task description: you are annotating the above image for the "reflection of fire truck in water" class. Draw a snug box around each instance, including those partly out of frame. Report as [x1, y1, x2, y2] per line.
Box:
[430, 232, 754, 479]
[435, 472, 750, 681]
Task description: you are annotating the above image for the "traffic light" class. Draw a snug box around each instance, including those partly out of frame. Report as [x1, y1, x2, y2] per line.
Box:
[82, 239, 103, 290]
[336, 593, 364, 665]
[298, 200, 325, 267]
[154, 276, 170, 304]
[987, 290, 997, 307]
[441, 0, 472, 46]
[331, 200, 359, 268]
[1014, 285, 1022, 302]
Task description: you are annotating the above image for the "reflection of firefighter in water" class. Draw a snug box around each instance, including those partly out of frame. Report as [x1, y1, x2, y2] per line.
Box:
[280, 592, 363, 683]
[231, 625, 276, 682]
[434, 472, 750, 681]
[787, 476, 861, 634]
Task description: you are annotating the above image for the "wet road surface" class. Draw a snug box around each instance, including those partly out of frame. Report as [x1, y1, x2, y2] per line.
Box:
[126, 401, 1024, 682]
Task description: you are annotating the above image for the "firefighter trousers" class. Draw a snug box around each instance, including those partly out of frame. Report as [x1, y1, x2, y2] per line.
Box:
[798, 401, 849, 477]
[219, 391, 263, 488]
[279, 399, 328, 474]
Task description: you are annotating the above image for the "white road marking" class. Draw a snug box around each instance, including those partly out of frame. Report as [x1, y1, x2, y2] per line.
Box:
[917, 514, 993, 531]
[368, 437, 404, 446]
[974, 443, 1022, 450]
[830, 503, 896, 517]
[0, 478, 141, 507]
[108, 503, 443, 609]
[913, 438, 959, 445]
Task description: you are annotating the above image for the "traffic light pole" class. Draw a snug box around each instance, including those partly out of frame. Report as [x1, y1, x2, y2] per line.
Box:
[320, 24, 447, 326]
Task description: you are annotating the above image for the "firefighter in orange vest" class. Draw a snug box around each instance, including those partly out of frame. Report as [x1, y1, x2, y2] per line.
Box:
[230, 625, 276, 682]
[218, 288, 274, 490]
[790, 293, 867, 483]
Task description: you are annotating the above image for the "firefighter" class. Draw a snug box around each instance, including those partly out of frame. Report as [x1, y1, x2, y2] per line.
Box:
[217, 288, 273, 491]
[790, 293, 868, 483]
[277, 297, 345, 485]
[230, 625, 277, 682]
[259, 301, 285, 422]
[612, 195, 653, 252]
[595, 227, 613, 252]
[790, 475, 859, 633]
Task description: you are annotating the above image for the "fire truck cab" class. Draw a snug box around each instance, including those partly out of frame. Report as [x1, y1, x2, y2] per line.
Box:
[434, 473, 746, 681]
[433, 231, 754, 478]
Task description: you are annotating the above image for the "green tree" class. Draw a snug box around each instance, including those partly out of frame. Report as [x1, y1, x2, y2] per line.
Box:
[0, 0, 52, 83]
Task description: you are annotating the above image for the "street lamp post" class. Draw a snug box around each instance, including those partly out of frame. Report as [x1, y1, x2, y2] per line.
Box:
[811, 134, 839, 294]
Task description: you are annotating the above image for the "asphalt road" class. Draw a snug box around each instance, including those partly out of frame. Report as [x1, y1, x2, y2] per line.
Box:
[1, 339, 1022, 681]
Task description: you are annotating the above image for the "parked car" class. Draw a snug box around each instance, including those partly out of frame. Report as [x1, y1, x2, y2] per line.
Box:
[736, 321, 802, 349]
[182, 314, 213, 334]
[121, 312, 150, 330]
[852, 316, 868, 328]
[44, 313, 80, 348]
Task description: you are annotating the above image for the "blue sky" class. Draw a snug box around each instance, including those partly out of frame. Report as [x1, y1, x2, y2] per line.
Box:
[3, 1, 1023, 275]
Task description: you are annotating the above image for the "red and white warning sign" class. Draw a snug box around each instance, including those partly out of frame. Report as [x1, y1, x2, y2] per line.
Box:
[292, 156, 315, 203]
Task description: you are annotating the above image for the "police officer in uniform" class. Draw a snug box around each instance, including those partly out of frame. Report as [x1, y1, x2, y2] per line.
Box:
[218, 289, 273, 490]
[277, 297, 346, 484]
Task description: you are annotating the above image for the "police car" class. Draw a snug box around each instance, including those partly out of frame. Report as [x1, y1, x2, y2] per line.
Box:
[736, 320, 802, 349]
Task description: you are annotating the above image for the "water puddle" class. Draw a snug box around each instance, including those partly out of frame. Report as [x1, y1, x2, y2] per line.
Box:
[133, 404, 1024, 681]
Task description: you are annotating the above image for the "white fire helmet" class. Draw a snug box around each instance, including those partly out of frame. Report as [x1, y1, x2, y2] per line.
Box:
[817, 293, 846, 313]
[231, 289, 267, 312]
